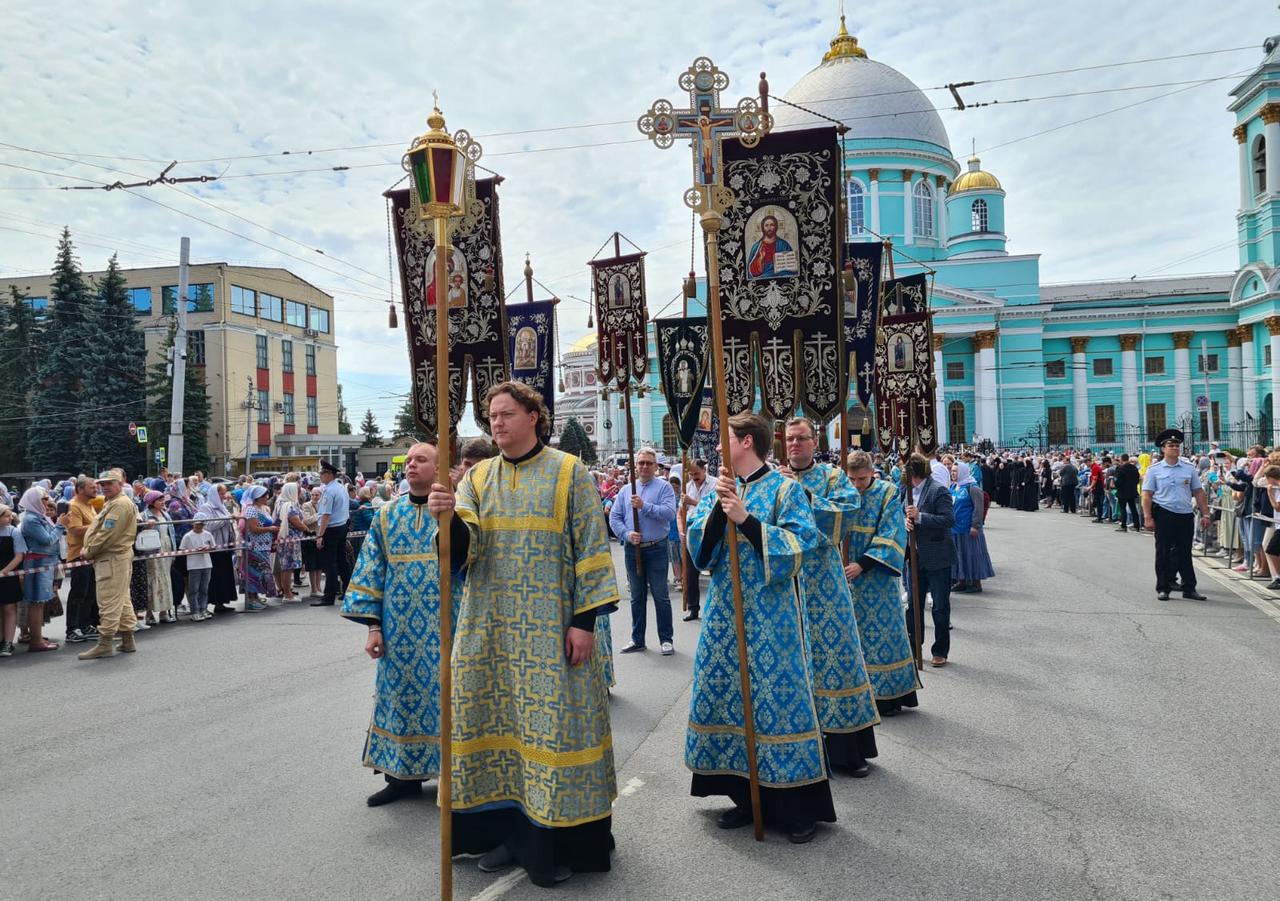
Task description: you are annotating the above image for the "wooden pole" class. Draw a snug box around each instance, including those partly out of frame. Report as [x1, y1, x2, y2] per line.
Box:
[680, 271, 691, 612]
[701, 208, 764, 841]
[904, 457, 924, 671]
[434, 216, 455, 901]
[622, 359, 643, 575]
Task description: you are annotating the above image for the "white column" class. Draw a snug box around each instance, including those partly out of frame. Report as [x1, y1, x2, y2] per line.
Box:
[902, 171, 913, 246]
[935, 176, 946, 243]
[1071, 337, 1089, 435]
[1268, 318, 1280, 445]
[1120, 335, 1139, 447]
[1266, 109, 1280, 195]
[1242, 331, 1256, 420]
[970, 342, 983, 443]
[1228, 330, 1245, 430]
[1237, 125, 1251, 208]
[933, 334, 946, 439]
[976, 331, 998, 442]
[869, 170, 881, 237]
[637, 393, 653, 446]
[1173, 332, 1193, 422]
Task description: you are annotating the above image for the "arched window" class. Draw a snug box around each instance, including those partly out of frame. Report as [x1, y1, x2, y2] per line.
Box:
[846, 178, 866, 236]
[947, 400, 967, 446]
[661, 414, 678, 452]
[912, 181, 935, 240]
[1253, 135, 1267, 195]
[971, 198, 989, 232]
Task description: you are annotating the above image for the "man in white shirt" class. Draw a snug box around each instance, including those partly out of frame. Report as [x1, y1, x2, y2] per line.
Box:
[678, 459, 715, 621]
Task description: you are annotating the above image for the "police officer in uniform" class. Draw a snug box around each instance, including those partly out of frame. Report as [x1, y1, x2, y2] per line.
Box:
[1142, 429, 1210, 602]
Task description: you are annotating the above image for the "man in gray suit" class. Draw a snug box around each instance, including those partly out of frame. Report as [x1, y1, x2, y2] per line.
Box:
[904, 453, 956, 667]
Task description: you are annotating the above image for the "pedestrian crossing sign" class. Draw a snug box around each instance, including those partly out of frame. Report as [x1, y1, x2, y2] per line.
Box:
[136, 426, 148, 444]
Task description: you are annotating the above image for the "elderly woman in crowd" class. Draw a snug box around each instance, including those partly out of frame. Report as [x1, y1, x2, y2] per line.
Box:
[951, 461, 995, 594]
[141, 490, 177, 623]
[166, 479, 197, 611]
[272, 482, 306, 603]
[18, 486, 65, 652]
[300, 485, 322, 599]
[241, 486, 276, 611]
[199, 483, 239, 615]
[0, 503, 27, 656]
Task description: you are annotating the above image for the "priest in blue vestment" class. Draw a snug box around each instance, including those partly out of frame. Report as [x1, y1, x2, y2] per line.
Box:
[686, 412, 833, 844]
[342, 442, 451, 807]
[780, 418, 881, 776]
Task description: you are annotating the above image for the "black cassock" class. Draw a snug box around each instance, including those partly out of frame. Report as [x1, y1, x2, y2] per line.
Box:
[1020, 462, 1039, 511]
[995, 462, 1012, 507]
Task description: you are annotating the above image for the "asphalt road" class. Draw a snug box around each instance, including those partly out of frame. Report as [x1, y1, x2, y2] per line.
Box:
[3, 508, 1278, 901]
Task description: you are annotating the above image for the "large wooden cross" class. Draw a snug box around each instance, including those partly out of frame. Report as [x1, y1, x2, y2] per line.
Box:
[638, 57, 769, 212]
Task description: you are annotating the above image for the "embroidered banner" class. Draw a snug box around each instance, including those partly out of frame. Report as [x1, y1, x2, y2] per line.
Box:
[717, 126, 844, 422]
[655, 316, 709, 449]
[842, 241, 884, 411]
[589, 251, 648, 388]
[691, 386, 720, 458]
[388, 178, 507, 437]
[881, 273, 928, 316]
[507, 299, 558, 432]
[873, 306, 938, 457]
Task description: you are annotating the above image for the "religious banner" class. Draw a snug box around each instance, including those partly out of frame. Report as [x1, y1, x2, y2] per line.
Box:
[692, 386, 720, 452]
[589, 251, 648, 388]
[507, 299, 557, 431]
[873, 304, 938, 457]
[842, 241, 884, 410]
[717, 126, 844, 422]
[655, 316, 709, 449]
[881, 273, 929, 316]
[388, 177, 507, 435]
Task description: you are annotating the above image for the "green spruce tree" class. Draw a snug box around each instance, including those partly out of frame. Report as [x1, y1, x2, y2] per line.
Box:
[559, 417, 596, 463]
[337, 384, 353, 435]
[0, 287, 44, 472]
[392, 397, 426, 442]
[79, 255, 148, 479]
[360, 409, 383, 447]
[27, 228, 95, 472]
[145, 321, 212, 475]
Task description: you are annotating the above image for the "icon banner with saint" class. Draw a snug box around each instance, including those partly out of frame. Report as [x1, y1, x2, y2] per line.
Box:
[655, 316, 709, 450]
[507, 299, 557, 432]
[873, 306, 938, 457]
[589, 250, 648, 388]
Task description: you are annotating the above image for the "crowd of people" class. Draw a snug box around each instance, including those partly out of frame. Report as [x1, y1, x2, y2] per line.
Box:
[0, 450, 500, 658]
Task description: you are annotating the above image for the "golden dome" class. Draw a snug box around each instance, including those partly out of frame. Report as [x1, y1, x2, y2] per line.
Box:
[950, 155, 1002, 194]
[569, 332, 597, 352]
[822, 16, 867, 62]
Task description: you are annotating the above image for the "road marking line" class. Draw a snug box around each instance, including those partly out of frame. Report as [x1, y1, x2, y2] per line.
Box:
[1197, 562, 1280, 625]
[468, 869, 526, 901]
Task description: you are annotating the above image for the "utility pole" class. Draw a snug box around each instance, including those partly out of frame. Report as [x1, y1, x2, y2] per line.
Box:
[1201, 337, 1215, 445]
[241, 377, 256, 476]
[167, 237, 190, 474]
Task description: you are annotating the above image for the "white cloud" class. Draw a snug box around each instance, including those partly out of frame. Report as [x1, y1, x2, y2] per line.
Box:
[0, 0, 1269, 426]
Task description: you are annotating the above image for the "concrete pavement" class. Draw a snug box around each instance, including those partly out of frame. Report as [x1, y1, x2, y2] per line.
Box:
[2, 509, 1277, 900]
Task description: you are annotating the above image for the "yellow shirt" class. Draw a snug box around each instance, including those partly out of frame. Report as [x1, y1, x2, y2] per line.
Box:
[65, 495, 97, 559]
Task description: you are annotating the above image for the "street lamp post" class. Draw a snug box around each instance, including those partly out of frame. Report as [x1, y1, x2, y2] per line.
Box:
[403, 99, 481, 901]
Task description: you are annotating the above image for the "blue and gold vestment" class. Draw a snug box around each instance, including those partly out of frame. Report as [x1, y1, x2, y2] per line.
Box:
[342, 496, 450, 780]
[452, 446, 619, 828]
[794, 463, 881, 735]
[686, 468, 828, 788]
[845, 477, 920, 702]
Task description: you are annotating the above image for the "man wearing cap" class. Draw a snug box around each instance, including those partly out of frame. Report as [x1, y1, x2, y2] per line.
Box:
[312, 459, 351, 606]
[1143, 429, 1211, 602]
[78, 471, 140, 659]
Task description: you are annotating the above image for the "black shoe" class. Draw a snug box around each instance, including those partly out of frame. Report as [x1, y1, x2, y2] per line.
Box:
[1157, 590, 1170, 601]
[1267, 579, 1280, 590]
[1182, 591, 1207, 601]
[478, 844, 515, 873]
[716, 805, 754, 830]
[682, 611, 700, 622]
[846, 761, 872, 778]
[619, 642, 645, 653]
[787, 821, 818, 844]
[310, 599, 335, 607]
[366, 779, 421, 807]
[1115, 527, 1128, 532]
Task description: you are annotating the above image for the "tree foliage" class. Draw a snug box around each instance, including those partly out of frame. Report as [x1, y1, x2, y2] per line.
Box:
[0, 286, 41, 473]
[392, 396, 428, 443]
[360, 408, 382, 447]
[337, 384, 352, 435]
[559, 417, 596, 463]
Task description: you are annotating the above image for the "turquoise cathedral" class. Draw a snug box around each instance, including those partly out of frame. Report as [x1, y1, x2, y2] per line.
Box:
[579, 20, 1280, 453]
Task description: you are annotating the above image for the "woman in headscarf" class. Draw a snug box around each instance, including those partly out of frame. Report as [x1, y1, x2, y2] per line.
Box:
[141, 490, 177, 623]
[950, 461, 995, 593]
[240, 486, 275, 611]
[199, 483, 239, 615]
[272, 481, 306, 602]
[166, 479, 196, 612]
[0, 503, 25, 656]
[300, 485, 322, 599]
[0, 481, 12, 508]
[18, 486, 65, 651]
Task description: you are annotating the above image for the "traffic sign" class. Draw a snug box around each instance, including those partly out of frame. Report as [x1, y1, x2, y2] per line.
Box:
[1195, 395, 1210, 411]
[158, 447, 167, 464]
[136, 426, 148, 444]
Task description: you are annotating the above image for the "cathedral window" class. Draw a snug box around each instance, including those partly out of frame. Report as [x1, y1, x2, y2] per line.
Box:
[1253, 134, 1267, 195]
[846, 179, 866, 236]
[971, 198, 988, 232]
[912, 181, 935, 240]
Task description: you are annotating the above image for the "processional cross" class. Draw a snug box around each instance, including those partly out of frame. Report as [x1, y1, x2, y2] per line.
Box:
[638, 57, 769, 212]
